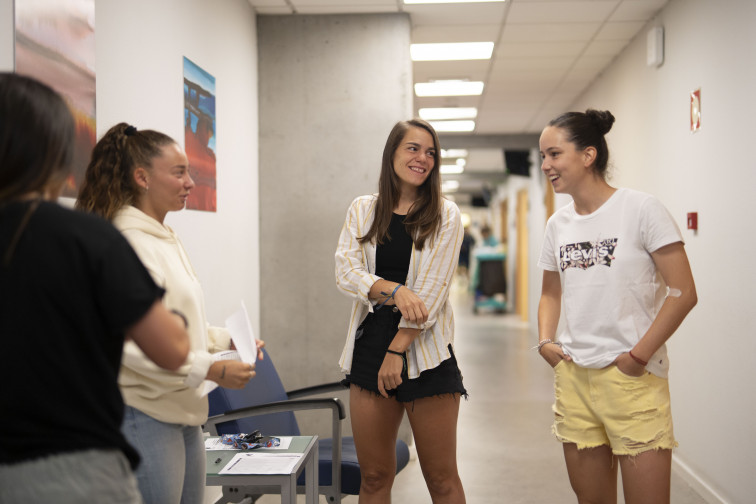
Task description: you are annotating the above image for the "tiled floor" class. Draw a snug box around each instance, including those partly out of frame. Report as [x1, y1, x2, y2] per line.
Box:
[232, 280, 708, 503]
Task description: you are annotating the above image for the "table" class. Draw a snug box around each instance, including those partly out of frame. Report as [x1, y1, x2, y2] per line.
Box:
[206, 435, 318, 504]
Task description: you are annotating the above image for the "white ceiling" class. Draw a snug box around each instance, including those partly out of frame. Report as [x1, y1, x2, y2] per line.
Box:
[248, 0, 668, 136]
[248, 0, 668, 199]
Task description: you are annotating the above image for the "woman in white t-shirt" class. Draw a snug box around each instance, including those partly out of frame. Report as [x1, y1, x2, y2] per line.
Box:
[537, 109, 697, 504]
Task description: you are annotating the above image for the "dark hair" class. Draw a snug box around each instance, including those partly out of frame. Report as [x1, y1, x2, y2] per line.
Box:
[0, 73, 75, 203]
[548, 109, 615, 178]
[359, 119, 442, 250]
[76, 122, 176, 220]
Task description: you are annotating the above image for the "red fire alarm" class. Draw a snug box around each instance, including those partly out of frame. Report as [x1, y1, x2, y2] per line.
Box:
[687, 212, 698, 231]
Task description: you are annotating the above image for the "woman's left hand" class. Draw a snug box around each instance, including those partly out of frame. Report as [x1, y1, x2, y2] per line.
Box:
[614, 352, 646, 377]
[377, 352, 404, 398]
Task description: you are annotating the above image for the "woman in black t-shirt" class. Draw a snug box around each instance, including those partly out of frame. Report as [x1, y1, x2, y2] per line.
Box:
[0, 72, 189, 504]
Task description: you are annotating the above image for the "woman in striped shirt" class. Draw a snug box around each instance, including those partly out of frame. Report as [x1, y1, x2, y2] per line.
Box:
[335, 119, 467, 503]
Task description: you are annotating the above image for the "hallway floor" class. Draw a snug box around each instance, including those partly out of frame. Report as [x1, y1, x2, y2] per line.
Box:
[255, 279, 709, 503]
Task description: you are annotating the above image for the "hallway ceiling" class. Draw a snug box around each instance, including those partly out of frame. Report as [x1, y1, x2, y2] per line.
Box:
[248, 0, 668, 136]
[248, 0, 668, 202]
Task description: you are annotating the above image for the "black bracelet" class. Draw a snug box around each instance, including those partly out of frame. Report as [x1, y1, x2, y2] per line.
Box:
[170, 309, 189, 329]
[386, 349, 407, 373]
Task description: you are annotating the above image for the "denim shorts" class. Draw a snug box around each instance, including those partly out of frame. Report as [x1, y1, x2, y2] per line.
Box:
[552, 360, 677, 456]
[343, 306, 466, 402]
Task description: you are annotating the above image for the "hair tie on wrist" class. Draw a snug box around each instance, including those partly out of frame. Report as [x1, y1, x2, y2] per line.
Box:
[629, 350, 648, 367]
[124, 125, 137, 136]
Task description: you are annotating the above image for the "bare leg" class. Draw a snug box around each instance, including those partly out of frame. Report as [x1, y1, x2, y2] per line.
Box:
[618, 449, 672, 504]
[350, 386, 405, 504]
[563, 443, 618, 504]
[405, 394, 466, 504]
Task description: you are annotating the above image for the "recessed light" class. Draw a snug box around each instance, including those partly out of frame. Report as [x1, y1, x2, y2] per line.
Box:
[414, 81, 484, 97]
[419, 107, 478, 120]
[429, 120, 476, 132]
[411, 42, 494, 61]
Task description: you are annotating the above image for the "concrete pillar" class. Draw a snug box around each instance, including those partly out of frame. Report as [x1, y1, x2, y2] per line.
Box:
[257, 13, 413, 439]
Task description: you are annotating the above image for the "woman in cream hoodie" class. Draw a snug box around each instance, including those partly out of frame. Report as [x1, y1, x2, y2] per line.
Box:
[77, 123, 261, 504]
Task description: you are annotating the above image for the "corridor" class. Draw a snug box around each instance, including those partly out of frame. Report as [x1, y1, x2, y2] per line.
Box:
[256, 280, 708, 503]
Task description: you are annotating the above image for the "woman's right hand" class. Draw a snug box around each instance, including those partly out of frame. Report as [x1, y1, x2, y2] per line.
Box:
[393, 285, 428, 325]
[540, 343, 571, 368]
[208, 360, 255, 389]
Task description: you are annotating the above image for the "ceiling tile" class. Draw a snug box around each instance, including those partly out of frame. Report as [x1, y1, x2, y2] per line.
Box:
[404, 3, 508, 26]
[507, 1, 619, 24]
[500, 22, 602, 43]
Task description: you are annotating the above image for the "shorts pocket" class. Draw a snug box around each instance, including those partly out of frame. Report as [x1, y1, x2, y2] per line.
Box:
[613, 364, 646, 380]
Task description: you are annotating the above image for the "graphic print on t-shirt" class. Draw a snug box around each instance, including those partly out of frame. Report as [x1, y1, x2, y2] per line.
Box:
[559, 238, 618, 271]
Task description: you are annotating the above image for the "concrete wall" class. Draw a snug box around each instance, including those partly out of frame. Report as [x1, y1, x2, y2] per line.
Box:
[257, 13, 413, 439]
[1, 0, 261, 334]
[565, 0, 755, 502]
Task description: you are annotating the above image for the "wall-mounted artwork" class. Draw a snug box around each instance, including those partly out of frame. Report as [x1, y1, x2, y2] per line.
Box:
[183, 57, 217, 212]
[14, 0, 96, 198]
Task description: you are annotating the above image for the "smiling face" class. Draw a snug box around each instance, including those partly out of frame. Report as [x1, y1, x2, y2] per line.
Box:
[392, 126, 436, 193]
[539, 125, 595, 196]
[137, 143, 193, 222]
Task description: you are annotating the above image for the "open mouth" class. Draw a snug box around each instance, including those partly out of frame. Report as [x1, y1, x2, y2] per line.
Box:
[409, 166, 426, 174]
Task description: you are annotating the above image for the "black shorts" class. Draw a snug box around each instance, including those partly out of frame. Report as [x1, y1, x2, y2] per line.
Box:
[343, 306, 467, 402]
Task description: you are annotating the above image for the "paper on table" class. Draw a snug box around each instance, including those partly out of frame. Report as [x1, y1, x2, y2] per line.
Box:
[219, 452, 303, 475]
[225, 300, 257, 365]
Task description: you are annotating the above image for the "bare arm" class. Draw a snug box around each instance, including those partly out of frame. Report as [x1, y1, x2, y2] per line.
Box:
[125, 300, 190, 371]
[615, 242, 697, 375]
[537, 270, 570, 367]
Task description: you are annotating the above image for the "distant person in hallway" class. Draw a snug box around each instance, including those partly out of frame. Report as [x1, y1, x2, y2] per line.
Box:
[77, 123, 263, 504]
[458, 225, 475, 279]
[536, 109, 697, 504]
[335, 119, 467, 503]
[0, 72, 190, 503]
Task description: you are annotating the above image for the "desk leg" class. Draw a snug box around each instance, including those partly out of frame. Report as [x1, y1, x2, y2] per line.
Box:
[306, 443, 319, 504]
[282, 475, 295, 503]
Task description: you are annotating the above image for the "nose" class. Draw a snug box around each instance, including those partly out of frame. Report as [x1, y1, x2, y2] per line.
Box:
[185, 172, 195, 189]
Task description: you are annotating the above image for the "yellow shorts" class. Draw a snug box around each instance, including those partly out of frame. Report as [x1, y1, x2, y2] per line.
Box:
[552, 360, 677, 456]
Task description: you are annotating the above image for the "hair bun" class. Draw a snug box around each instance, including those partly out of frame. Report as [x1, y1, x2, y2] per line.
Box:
[586, 109, 615, 135]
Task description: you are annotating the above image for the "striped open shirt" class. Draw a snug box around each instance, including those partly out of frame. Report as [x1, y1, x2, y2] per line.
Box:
[335, 194, 463, 379]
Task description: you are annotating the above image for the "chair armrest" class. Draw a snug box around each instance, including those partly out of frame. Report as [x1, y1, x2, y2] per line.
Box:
[286, 381, 345, 399]
[205, 397, 346, 435]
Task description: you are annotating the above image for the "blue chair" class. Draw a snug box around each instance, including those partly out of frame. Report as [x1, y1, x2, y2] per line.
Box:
[204, 348, 410, 503]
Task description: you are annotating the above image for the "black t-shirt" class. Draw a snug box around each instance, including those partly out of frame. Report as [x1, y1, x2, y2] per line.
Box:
[376, 213, 413, 285]
[0, 200, 164, 468]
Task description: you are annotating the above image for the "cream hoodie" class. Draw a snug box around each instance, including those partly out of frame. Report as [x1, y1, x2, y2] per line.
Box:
[114, 206, 230, 425]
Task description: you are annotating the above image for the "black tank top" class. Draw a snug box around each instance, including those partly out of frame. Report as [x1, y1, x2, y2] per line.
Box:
[375, 213, 413, 285]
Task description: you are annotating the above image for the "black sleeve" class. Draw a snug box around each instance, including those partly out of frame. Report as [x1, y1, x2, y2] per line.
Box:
[95, 232, 166, 333]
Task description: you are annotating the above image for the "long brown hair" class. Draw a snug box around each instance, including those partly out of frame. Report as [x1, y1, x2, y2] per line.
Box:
[76, 122, 175, 220]
[359, 119, 443, 251]
[0, 73, 75, 267]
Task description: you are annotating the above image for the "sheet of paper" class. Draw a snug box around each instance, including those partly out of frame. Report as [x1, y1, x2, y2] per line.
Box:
[219, 452, 303, 475]
[225, 300, 258, 365]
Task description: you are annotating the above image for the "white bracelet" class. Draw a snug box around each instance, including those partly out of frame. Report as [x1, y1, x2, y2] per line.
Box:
[533, 339, 561, 353]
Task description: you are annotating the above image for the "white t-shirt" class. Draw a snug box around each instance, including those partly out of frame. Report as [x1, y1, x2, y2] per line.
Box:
[538, 188, 683, 378]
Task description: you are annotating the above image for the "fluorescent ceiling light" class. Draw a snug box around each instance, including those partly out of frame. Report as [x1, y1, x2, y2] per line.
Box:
[411, 42, 494, 62]
[441, 149, 469, 158]
[441, 165, 465, 175]
[430, 120, 476, 132]
[456, 158, 467, 167]
[405, 0, 505, 4]
[415, 81, 484, 97]
[420, 107, 478, 121]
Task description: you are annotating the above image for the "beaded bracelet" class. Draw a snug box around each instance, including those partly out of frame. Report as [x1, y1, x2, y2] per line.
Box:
[533, 339, 562, 353]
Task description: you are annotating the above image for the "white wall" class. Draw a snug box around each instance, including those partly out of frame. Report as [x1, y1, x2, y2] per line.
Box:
[0, 0, 261, 333]
[568, 0, 756, 502]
